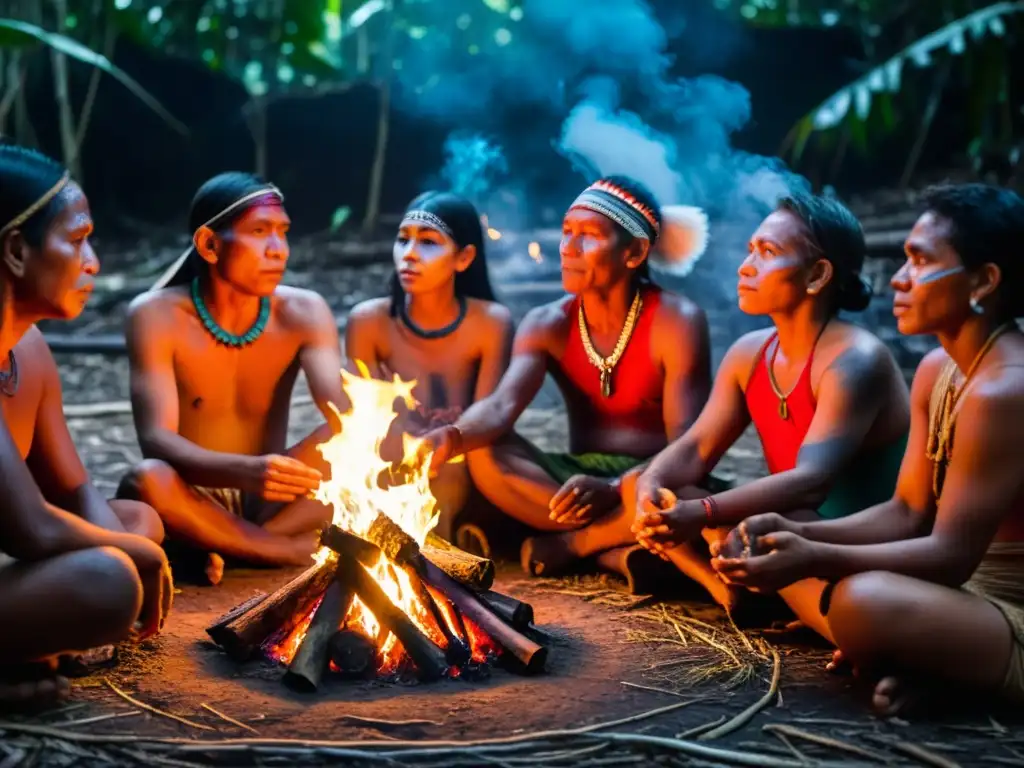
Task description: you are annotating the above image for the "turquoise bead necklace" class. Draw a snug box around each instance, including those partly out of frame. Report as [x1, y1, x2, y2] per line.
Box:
[190, 277, 271, 347]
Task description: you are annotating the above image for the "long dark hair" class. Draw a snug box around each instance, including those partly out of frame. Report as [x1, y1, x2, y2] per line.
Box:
[0, 144, 71, 249]
[388, 191, 498, 316]
[165, 172, 277, 288]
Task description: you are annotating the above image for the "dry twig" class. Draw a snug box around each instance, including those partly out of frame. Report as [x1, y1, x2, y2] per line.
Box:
[104, 679, 214, 732]
[762, 724, 890, 763]
[699, 647, 782, 740]
[200, 704, 259, 734]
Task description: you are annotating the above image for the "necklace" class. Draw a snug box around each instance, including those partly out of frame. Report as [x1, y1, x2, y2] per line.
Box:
[0, 350, 17, 397]
[766, 321, 830, 421]
[926, 322, 1015, 499]
[578, 290, 643, 398]
[399, 295, 467, 340]
[190, 278, 271, 348]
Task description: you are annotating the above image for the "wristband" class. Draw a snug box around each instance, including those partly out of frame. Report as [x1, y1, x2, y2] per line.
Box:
[700, 496, 719, 526]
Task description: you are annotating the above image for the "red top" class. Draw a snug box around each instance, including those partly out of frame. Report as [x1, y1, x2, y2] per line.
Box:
[552, 285, 664, 435]
[744, 332, 819, 474]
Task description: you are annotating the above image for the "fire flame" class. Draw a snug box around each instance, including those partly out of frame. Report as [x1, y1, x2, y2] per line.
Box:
[266, 362, 497, 676]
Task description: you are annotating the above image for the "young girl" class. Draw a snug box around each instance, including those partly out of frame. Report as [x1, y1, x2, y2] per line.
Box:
[345, 192, 513, 540]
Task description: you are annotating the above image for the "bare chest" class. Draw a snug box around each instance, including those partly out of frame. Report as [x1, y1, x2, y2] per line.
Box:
[379, 329, 480, 411]
[0, 356, 44, 460]
[172, 323, 303, 417]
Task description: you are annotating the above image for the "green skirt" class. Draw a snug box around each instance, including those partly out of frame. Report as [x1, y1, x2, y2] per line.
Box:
[816, 434, 908, 520]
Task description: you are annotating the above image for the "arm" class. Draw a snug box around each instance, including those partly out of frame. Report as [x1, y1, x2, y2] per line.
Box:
[659, 300, 712, 441]
[705, 344, 895, 527]
[295, 293, 346, 427]
[450, 308, 551, 455]
[126, 297, 255, 488]
[792, 350, 943, 546]
[812, 385, 1024, 587]
[24, 335, 124, 531]
[642, 337, 754, 491]
[473, 306, 515, 402]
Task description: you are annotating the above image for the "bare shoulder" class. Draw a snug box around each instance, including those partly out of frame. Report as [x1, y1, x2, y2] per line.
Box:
[466, 298, 513, 334]
[14, 325, 59, 379]
[520, 296, 572, 336]
[654, 289, 707, 329]
[909, 346, 951, 404]
[820, 323, 898, 381]
[346, 297, 392, 331]
[126, 286, 190, 325]
[274, 285, 336, 333]
[723, 328, 774, 387]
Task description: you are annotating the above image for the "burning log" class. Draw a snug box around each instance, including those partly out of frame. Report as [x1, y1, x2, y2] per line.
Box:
[283, 576, 356, 693]
[336, 555, 449, 681]
[209, 559, 338, 662]
[478, 590, 534, 631]
[367, 512, 419, 566]
[421, 543, 495, 591]
[329, 629, 377, 677]
[206, 592, 268, 640]
[422, 561, 547, 674]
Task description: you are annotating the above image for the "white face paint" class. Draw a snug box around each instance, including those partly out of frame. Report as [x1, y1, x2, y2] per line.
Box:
[912, 264, 966, 284]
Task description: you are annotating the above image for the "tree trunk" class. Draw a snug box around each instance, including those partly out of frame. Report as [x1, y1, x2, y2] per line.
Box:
[246, 98, 269, 178]
[50, 0, 81, 179]
[73, 2, 117, 159]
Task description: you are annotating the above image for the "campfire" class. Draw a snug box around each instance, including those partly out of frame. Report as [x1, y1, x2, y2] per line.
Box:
[205, 365, 548, 691]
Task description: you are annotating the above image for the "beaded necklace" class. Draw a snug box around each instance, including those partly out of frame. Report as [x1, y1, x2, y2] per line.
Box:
[578, 290, 643, 398]
[190, 277, 271, 347]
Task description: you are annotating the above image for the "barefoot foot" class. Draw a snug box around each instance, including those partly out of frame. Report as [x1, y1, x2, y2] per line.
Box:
[872, 676, 923, 717]
[596, 545, 679, 595]
[520, 535, 577, 577]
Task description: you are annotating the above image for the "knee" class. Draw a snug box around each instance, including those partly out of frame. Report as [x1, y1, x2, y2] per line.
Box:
[66, 547, 144, 643]
[120, 459, 178, 508]
[467, 444, 505, 483]
[827, 571, 906, 657]
[117, 501, 166, 545]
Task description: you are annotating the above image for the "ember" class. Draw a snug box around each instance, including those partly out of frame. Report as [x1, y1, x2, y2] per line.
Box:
[206, 364, 548, 691]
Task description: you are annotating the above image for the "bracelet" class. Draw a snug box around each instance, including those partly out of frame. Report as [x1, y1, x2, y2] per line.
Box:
[700, 496, 719, 526]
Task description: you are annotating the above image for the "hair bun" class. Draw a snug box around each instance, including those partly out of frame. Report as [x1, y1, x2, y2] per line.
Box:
[837, 274, 872, 312]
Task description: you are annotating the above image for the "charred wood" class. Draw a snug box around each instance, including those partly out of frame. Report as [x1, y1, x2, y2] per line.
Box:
[329, 629, 377, 678]
[283, 575, 356, 692]
[478, 590, 534, 630]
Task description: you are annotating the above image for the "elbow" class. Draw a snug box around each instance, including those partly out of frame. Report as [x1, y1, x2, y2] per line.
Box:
[791, 469, 834, 510]
[925, 536, 978, 587]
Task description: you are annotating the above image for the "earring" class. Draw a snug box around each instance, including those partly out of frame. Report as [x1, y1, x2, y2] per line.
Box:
[969, 297, 984, 315]
[807, 287, 819, 295]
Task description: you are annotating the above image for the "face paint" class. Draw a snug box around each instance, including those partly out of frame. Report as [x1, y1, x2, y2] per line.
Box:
[915, 264, 965, 285]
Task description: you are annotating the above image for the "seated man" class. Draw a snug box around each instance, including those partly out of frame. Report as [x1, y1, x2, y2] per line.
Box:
[118, 172, 345, 585]
[633, 194, 910, 615]
[712, 183, 1024, 715]
[425, 176, 712, 585]
[345, 191, 513, 541]
[0, 144, 172, 709]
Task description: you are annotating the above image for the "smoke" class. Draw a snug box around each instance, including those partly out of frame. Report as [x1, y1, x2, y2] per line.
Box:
[393, 0, 809, 300]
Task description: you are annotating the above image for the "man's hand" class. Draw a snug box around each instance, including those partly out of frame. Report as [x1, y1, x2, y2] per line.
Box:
[243, 455, 323, 502]
[632, 496, 706, 558]
[548, 475, 619, 525]
[711, 531, 821, 593]
[116, 535, 174, 640]
[419, 425, 461, 478]
[711, 512, 798, 559]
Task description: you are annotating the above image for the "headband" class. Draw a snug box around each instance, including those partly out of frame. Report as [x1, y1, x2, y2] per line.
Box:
[150, 184, 285, 292]
[569, 180, 660, 241]
[401, 209, 455, 239]
[0, 172, 71, 238]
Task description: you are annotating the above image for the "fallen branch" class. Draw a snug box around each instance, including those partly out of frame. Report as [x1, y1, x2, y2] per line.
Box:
[339, 715, 443, 728]
[699, 648, 781, 740]
[104, 679, 214, 732]
[199, 704, 259, 734]
[761, 724, 889, 763]
[60, 711, 141, 728]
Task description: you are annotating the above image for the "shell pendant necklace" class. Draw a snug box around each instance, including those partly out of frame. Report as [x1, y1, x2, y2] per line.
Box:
[766, 321, 830, 421]
[578, 290, 643, 398]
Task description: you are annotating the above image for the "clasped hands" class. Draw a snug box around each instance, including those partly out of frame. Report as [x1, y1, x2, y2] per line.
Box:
[630, 477, 819, 593]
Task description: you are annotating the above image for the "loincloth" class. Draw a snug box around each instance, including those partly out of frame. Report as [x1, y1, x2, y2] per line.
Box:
[520, 441, 730, 493]
[963, 543, 1024, 700]
[191, 486, 260, 522]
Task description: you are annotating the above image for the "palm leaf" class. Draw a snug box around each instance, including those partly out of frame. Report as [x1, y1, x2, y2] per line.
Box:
[785, 1, 1023, 156]
[0, 18, 187, 136]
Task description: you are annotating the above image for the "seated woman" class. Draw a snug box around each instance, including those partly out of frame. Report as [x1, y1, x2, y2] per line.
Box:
[423, 176, 713, 584]
[0, 144, 172, 710]
[345, 192, 513, 541]
[712, 183, 1024, 715]
[633, 193, 910, 615]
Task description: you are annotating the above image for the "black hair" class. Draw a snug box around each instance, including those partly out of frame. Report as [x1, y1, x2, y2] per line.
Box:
[0, 144, 71, 249]
[164, 171, 278, 288]
[777, 193, 871, 312]
[593, 175, 662, 283]
[921, 183, 1024, 319]
[388, 191, 498, 316]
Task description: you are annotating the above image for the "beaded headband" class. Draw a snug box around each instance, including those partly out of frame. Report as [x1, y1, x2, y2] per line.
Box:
[569, 180, 660, 241]
[401, 209, 455, 239]
[0, 172, 71, 238]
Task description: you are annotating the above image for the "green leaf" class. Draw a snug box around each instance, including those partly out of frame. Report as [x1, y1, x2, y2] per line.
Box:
[0, 18, 188, 136]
